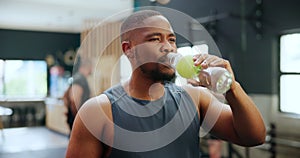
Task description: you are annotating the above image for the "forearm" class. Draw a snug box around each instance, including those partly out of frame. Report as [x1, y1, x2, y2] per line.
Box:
[225, 81, 266, 146]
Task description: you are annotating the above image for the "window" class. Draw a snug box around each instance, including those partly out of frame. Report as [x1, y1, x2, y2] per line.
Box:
[279, 33, 300, 115]
[0, 59, 47, 100]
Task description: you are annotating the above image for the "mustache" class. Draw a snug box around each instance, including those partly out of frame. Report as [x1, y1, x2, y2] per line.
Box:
[157, 55, 169, 63]
[134, 53, 174, 68]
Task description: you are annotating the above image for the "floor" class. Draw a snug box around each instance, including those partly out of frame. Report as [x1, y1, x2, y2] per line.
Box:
[0, 126, 69, 158]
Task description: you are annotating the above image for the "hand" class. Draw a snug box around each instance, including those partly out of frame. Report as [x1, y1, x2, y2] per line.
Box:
[187, 71, 211, 87]
[193, 53, 225, 69]
[188, 54, 236, 89]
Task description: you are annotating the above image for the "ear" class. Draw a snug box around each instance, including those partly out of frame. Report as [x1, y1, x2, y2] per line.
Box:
[122, 41, 134, 58]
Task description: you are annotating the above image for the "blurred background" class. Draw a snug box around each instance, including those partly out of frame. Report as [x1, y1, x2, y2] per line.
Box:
[0, 0, 300, 157]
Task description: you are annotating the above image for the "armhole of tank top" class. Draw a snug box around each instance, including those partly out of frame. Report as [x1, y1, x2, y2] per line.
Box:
[180, 85, 201, 119]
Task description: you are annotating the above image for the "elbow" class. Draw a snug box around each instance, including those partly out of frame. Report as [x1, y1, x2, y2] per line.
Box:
[244, 138, 265, 147]
[251, 123, 267, 146]
[237, 125, 267, 147]
[250, 134, 266, 147]
[257, 131, 267, 146]
[238, 136, 266, 147]
[244, 128, 267, 147]
[257, 125, 267, 145]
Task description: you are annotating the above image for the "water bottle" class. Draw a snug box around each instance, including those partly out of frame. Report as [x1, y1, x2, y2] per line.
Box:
[167, 53, 233, 94]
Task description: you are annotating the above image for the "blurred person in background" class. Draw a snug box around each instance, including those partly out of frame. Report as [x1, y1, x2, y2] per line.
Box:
[63, 56, 92, 132]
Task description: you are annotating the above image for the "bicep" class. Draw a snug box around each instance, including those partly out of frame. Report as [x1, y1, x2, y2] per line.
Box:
[199, 91, 240, 143]
[208, 105, 238, 142]
[66, 114, 104, 158]
[66, 95, 114, 158]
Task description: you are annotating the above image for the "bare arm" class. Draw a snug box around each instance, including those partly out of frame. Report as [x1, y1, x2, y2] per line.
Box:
[205, 81, 266, 146]
[227, 81, 266, 145]
[66, 95, 113, 158]
[190, 54, 266, 146]
[66, 113, 103, 158]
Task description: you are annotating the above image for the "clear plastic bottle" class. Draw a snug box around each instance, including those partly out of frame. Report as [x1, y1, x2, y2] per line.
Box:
[167, 53, 233, 94]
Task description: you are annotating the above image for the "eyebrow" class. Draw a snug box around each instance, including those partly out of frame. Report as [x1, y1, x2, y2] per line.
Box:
[145, 32, 176, 38]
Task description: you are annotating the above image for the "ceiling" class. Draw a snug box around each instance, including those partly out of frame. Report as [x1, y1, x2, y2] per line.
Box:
[0, 0, 134, 33]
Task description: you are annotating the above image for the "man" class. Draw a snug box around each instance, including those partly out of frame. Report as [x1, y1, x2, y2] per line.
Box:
[66, 10, 266, 158]
[64, 56, 92, 131]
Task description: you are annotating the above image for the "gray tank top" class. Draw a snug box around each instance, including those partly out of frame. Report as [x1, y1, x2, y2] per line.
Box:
[103, 82, 200, 158]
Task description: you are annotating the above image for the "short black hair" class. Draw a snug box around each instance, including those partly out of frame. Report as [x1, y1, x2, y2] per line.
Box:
[120, 10, 162, 41]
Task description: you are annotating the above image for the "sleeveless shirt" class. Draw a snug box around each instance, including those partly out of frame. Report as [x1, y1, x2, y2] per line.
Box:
[103, 82, 200, 158]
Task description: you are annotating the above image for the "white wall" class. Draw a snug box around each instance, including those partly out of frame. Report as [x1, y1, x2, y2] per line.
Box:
[249, 94, 300, 135]
[249, 94, 300, 157]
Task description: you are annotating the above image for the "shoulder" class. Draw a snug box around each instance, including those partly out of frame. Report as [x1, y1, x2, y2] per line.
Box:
[79, 84, 122, 115]
[72, 73, 83, 80]
[181, 84, 216, 110]
[181, 84, 210, 99]
[72, 73, 87, 84]
[78, 94, 112, 119]
[76, 94, 113, 136]
[66, 94, 111, 157]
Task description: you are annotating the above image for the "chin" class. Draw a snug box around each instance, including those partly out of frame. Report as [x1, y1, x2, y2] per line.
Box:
[159, 64, 175, 73]
[154, 71, 176, 82]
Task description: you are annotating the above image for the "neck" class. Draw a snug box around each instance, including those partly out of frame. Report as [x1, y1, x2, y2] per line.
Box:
[125, 70, 165, 101]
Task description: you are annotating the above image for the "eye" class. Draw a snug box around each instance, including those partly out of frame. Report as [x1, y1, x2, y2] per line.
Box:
[148, 38, 160, 42]
[169, 38, 176, 43]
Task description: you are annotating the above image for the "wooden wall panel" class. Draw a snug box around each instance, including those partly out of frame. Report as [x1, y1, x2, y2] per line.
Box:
[80, 20, 123, 96]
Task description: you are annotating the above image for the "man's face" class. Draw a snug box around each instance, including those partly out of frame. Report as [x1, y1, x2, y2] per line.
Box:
[129, 15, 178, 81]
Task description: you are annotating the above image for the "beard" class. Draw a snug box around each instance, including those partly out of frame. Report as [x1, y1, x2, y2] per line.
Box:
[139, 63, 176, 82]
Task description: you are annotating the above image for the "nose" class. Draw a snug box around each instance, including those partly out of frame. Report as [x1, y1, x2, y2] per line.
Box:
[160, 41, 175, 54]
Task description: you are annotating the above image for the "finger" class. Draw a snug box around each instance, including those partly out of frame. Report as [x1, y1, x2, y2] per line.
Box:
[222, 59, 230, 69]
[187, 79, 200, 87]
[200, 60, 209, 69]
[209, 58, 225, 67]
[199, 54, 217, 68]
[194, 54, 208, 66]
[202, 55, 224, 67]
